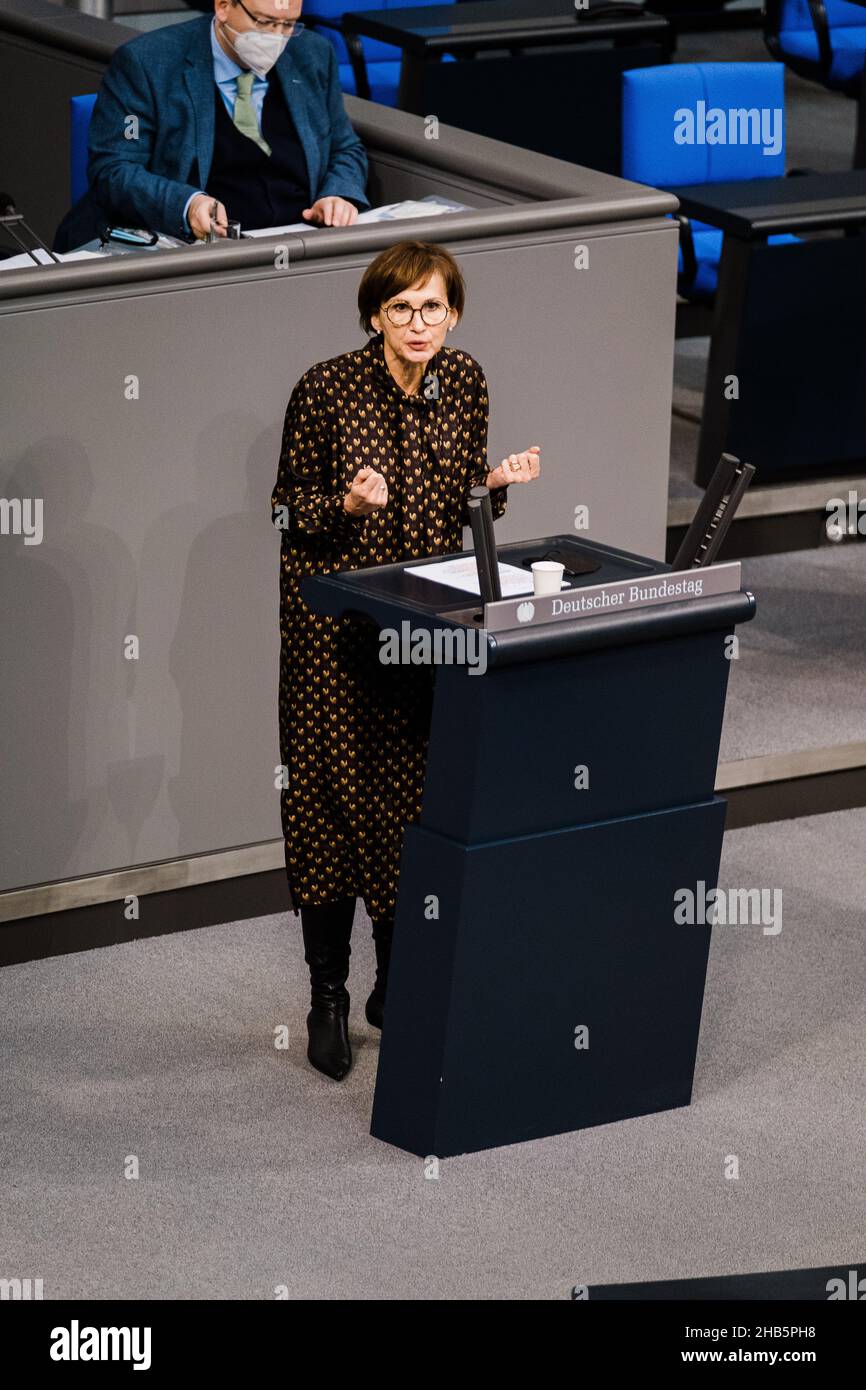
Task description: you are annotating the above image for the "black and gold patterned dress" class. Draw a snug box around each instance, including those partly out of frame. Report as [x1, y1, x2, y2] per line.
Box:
[271, 330, 508, 921]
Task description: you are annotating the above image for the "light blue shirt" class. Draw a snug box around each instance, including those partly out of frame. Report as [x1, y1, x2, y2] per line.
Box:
[210, 17, 269, 123]
[182, 19, 270, 232]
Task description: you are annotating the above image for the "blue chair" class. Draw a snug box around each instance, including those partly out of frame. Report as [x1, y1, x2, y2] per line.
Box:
[621, 62, 798, 301]
[765, 0, 866, 95]
[70, 93, 98, 205]
[305, 0, 456, 106]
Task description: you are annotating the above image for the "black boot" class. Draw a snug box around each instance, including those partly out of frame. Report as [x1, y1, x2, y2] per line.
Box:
[365, 918, 394, 1031]
[300, 899, 355, 1080]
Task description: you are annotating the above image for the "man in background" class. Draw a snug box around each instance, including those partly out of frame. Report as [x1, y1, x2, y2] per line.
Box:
[54, 0, 369, 250]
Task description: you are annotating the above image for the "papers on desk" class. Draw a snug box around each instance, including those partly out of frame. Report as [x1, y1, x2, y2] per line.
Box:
[0, 196, 470, 271]
[0, 198, 470, 269]
[243, 195, 470, 238]
[0, 247, 106, 273]
[410, 556, 535, 597]
[357, 196, 470, 223]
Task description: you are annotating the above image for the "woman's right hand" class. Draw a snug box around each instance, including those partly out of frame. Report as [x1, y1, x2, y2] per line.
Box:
[344, 467, 388, 516]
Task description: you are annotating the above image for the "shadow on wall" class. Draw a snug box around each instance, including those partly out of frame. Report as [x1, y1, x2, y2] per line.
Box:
[0, 437, 137, 889]
[0, 416, 285, 892]
[166, 412, 284, 858]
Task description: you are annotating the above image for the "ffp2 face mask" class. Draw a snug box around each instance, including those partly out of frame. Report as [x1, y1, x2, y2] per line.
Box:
[221, 20, 292, 77]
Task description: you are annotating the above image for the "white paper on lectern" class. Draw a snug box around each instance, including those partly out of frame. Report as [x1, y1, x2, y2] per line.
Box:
[410, 557, 535, 597]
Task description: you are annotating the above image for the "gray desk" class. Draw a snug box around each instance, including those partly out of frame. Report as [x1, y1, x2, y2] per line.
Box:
[0, 0, 680, 927]
[671, 172, 866, 483]
[341, 0, 673, 175]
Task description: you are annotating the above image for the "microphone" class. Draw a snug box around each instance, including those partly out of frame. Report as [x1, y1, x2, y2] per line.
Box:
[0, 192, 60, 264]
[466, 486, 502, 605]
[672, 453, 756, 570]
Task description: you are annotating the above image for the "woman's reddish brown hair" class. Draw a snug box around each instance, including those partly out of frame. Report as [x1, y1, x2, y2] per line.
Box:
[358, 240, 466, 333]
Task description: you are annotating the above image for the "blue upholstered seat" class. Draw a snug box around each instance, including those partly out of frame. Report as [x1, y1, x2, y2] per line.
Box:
[766, 0, 866, 93]
[621, 63, 799, 301]
[338, 59, 404, 105]
[70, 93, 98, 205]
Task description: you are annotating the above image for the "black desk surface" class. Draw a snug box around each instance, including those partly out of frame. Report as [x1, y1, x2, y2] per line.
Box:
[304, 533, 662, 630]
[670, 171, 866, 238]
[343, 0, 668, 53]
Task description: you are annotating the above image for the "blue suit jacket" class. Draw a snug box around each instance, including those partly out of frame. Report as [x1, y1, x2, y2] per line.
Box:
[54, 16, 369, 249]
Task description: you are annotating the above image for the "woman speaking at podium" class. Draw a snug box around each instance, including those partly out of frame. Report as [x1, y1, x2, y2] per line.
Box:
[271, 240, 540, 1081]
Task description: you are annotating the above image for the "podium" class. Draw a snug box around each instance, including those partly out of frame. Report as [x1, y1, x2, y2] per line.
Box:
[303, 534, 756, 1157]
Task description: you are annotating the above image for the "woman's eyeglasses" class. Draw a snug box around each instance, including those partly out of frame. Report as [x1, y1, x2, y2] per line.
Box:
[383, 299, 450, 327]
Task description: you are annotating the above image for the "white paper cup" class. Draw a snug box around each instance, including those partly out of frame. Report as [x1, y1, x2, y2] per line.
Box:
[531, 560, 565, 596]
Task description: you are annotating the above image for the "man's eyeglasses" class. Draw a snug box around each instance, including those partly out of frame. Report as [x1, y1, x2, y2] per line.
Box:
[383, 299, 450, 327]
[234, 0, 304, 35]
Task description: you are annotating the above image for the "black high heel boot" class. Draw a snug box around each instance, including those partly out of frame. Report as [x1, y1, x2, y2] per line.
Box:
[300, 899, 355, 1080]
[365, 918, 394, 1031]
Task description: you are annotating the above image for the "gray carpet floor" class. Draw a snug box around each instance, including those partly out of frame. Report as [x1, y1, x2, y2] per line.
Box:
[720, 544, 866, 762]
[1, 805, 864, 1299]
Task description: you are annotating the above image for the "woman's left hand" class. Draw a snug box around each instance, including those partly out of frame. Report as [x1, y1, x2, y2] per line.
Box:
[486, 445, 541, 490]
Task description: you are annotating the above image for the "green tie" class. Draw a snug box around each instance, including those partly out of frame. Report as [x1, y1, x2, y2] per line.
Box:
[233, 71, 272, 157]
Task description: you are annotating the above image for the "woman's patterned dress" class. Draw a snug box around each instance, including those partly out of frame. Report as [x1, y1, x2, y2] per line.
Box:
[271, 331, 507, 921]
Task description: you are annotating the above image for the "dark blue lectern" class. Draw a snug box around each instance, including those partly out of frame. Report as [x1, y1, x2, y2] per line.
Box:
[303, 534, 756, 1157]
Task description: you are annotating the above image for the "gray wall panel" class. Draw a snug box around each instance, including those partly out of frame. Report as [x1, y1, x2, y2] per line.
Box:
[366, 151, 512, 210]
